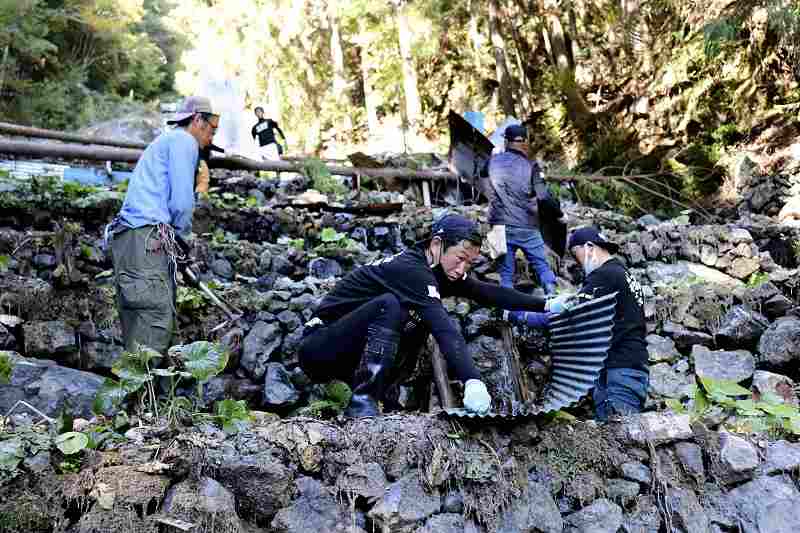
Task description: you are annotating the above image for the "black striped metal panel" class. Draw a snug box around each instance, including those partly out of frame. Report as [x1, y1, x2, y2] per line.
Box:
[443, 291, 618, 420]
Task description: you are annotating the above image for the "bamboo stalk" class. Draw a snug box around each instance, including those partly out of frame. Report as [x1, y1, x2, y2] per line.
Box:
[0, 121, 148, 149]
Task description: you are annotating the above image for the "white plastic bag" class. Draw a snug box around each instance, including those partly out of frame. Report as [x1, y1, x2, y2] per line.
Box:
[485, 224, 507, 259]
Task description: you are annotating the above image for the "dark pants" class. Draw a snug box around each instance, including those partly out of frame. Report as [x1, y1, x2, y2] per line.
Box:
[592, 368, 649, 421]
[299, 294, 427, 386]
[110, 226, 176, 355]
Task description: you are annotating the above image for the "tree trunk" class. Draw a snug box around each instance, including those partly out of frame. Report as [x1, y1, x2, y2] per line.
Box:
[542, 0, 593, 129]
[395, 0, 422, 146]
[327, 0, 352, 132]
[358, 19, 381, 136]
[488, 0, 516, 117]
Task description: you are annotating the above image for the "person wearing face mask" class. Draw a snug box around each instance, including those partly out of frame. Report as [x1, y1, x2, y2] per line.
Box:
[501, 226, 649, 420]
[298, 214, 548, 417]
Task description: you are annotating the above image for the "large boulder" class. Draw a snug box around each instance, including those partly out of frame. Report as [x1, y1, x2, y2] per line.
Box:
[714, 306, 769, 350]
[620, 412, 693, 445]
[762, 440, 800, 475]
[162, 477, 245, 532]
[758, 317, 800, 367]
[22, 320, 77, 360]
[263, 363, 300, 408]
[495, 480, 563, 533]
[752, 370, 798, 405]
[691, 346, 754, 383]
[0, 352, 105, 418]
[668, 487, 710, 533]
[272, 477, 364, 533]
[241, 321, 283, 380]
[715, 432, 759, 484]
[564, 498, 623, 533]
[649, 363, 694, 399]
[646, 334, 681, 363]
[753, 498, 800, 533]
[367, 472, 440, 532]
[211, 449, 295, 524]
[724, 475, 800, 532]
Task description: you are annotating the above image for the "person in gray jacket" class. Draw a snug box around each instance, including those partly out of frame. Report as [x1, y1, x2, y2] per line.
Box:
[485, 124, 558, 295]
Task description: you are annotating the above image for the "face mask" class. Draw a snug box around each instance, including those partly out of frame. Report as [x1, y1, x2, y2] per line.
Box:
[582, 243, 598, 275]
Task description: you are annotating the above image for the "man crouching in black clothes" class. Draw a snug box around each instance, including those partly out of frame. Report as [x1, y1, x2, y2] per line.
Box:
[298, 214, 548, 417]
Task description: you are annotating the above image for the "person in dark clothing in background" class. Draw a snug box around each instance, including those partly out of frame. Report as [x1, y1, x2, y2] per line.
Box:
[484, 124, 558, 295]
[251, 106, 286, 160]
[502, 226, 649, 421]
[298, 214, 549, 418]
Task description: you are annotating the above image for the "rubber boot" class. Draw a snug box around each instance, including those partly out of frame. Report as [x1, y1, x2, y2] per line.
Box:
[344, 325, 400, 418]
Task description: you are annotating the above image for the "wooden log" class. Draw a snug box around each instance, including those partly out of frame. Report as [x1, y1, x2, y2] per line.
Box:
[0, 121, 148, 149]
[0, 138, 667, 184]
[500, 325, 530, 403]
[428, 336, 457, 409]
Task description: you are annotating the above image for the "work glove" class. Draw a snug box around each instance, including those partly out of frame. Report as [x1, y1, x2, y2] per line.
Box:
[196, 160, 210, 194]
[504, 310, 553, 329]
[545, 293, 576, 314]
[463, 379, 491, 414]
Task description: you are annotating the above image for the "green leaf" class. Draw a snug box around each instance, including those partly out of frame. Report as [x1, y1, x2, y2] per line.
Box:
[320, 227, 345, 242]
[758, 392, 785, 405]
[665, 399, 686, 414]
[0, 255, 9, 273]
[756, 402, 799, 419]
[783, 417, 800, 435]
[93, 378, 128, 415]
[55, 432, 89, 455]
[700, 377, 750, 397]
[175, 341, 229, 384]
[734, 399, 761, 417]
[693, 387, 710, 415]
[56, 411, 74, 434]
[214, 399, 252, 435]
[0, 438, 24, 471]
[324, 381, 352, 408]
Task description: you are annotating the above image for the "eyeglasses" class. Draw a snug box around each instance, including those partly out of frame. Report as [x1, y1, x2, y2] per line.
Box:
[199, 114, 218, 134]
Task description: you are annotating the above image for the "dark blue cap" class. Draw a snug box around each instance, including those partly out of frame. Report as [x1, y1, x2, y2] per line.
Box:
[567, 226, 619, 253]
[504, 124, 527, 141]
[430, 214, 482, 245]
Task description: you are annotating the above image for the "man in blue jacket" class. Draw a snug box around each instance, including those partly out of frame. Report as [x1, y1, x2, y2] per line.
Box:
[486, 124, 558, 295]
[107, 96, 219, 354]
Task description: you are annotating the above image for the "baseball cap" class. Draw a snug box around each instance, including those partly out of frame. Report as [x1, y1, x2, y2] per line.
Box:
[167, 96, 217, 124]
[567, 226, 619, 254]
[430, 214, 482, 245]
[504, 124, 527, 142]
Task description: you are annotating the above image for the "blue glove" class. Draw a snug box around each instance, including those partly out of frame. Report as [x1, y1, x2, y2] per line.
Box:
[545, 293, 576, 314]
[505, 310, 552, 328]
[463, 379, 491, 413]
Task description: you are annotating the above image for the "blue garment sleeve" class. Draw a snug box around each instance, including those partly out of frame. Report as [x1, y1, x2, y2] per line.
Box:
[509, 310, 552, 329]
[167, 133, 199, 237]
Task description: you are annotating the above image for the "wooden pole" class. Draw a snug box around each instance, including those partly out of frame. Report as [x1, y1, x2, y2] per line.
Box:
[0, 121, 148, 149]
[428, 336, 457, 409]
[421, 180, 432, 207]
[0, 138, 673, 184]
[500, 325, 529, 403]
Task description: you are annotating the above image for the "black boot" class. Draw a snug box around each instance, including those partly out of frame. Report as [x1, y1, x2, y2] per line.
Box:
[344, 325, 400, 418]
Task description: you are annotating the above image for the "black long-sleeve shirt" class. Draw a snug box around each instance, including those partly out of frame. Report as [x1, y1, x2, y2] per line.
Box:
[251, 118, 285, 147]
[314, 247, 545, 381]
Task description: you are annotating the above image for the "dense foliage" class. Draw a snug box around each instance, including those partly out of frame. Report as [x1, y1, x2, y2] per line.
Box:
[0, 0, 185, 128]
[3, 0, 799, 212]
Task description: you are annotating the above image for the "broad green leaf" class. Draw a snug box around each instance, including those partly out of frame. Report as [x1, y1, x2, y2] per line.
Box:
[700, 377, 750, 397]
[55, 432, 89, 455]
[177, 341, 229, 384]
[693, 388, 710, 415]
[756, 402, 799, 419]
[57, 411, 74, 434]
[93, 378, 128, 415]
[783, 417, 800, 435]
[734, 399, 760, 417]
[320, 227, 345, 242]
[325, 381, 352, 407]
[665, 399, 686, 414]
[0, 438, 24, 471]
[112, 365, 150, 392]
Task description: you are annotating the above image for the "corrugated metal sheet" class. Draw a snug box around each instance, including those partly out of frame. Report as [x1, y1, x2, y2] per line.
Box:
[444, 291, 618, 421]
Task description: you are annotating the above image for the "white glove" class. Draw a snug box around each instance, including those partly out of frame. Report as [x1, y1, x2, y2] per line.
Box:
[463, 379, 491, 414]
[545, 293, 575, 314]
